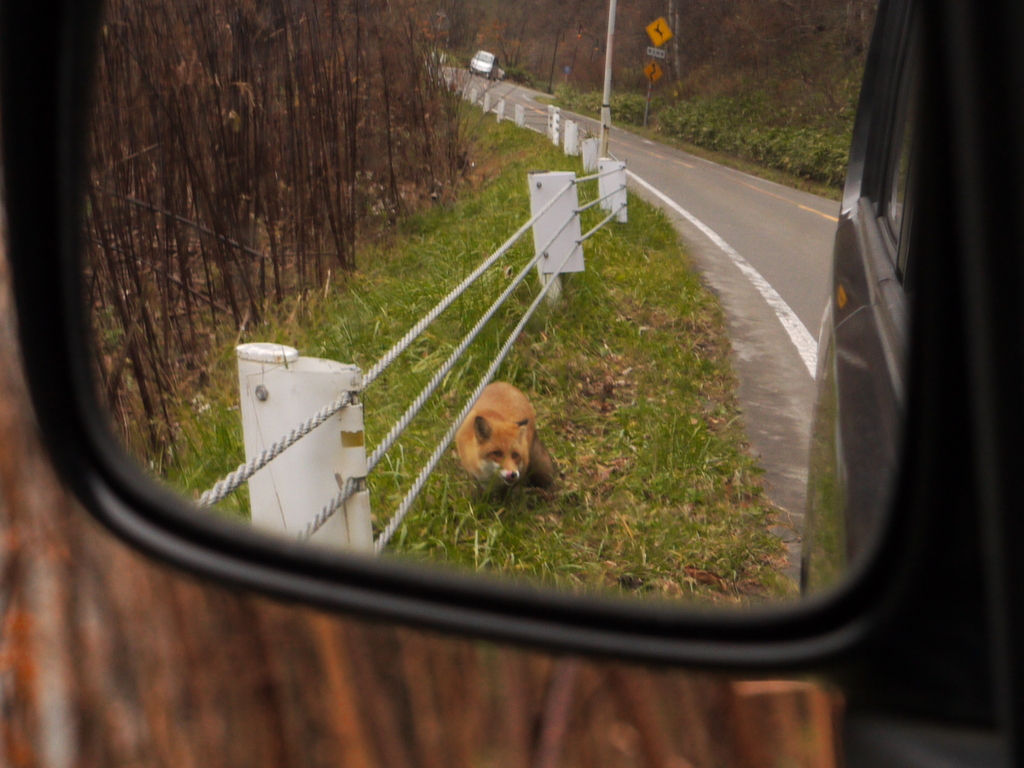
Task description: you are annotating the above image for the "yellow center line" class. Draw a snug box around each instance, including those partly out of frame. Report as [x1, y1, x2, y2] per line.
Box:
[647, 150, 695, 169]
[737, 180, 839, 222]
[798, 204, 838, 221]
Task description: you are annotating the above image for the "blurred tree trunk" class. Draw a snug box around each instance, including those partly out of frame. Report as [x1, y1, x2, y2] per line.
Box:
[0, 234, 840, 767]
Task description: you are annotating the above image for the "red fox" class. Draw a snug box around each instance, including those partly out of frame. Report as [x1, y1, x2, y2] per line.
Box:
[455, 382, 556, 491]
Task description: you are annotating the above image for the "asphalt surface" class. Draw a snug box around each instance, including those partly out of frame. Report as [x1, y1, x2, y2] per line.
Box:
[461, 74, 840, 579]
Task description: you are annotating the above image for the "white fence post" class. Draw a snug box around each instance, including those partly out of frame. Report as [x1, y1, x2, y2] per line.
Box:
[563, 120, 579, 156]
[483, 92, 491, 113]
[547, 105, 561, 146]
[515, 103, 526, 128]
[496, 98, 506, 123]
[598, 159, 628, 223]
[469, 87, 478, 105]
[582, 138, 599, 172]
[237, 343, 372, 550]
[529, 171, 585, 288]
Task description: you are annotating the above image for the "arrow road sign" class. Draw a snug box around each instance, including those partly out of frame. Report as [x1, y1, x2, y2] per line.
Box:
[646, 17, 674, 47]
[647, 46, 667, 59]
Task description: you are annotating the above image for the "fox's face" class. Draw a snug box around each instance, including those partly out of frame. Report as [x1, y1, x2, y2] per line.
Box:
[473, 415, 530, 485]
[456, 382, 555, 491]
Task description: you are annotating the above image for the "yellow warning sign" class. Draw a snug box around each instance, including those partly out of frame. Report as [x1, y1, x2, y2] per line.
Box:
[646, 17, 674, 47]
[643, 61, 663, 83]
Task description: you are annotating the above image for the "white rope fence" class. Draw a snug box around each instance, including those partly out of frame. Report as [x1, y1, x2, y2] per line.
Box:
[197, 181, 576, 509]
[197, 98, 630, 549]
[359, 179, 577, 389]
[300, 188, 613, 542]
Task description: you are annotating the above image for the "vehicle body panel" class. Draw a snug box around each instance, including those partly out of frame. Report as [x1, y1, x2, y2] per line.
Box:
[802, 2, 913, 594]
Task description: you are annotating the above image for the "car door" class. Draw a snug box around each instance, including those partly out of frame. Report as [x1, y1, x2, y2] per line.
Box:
[802, 9, 917, 594]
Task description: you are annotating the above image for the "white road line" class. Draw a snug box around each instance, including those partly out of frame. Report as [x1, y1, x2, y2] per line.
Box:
[626, 170, 818, 378]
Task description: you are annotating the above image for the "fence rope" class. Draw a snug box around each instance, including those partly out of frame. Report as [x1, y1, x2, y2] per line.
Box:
[360, 179, 576, 389]
[298, 203, 585, 539]
[575, 186, 624, 215]
[297, 476, 359, 540]
[374, 231, 588, 552]
[579, 203, 627, 244]
[197, 391, 353, 507]
[575, 167, 622, 183]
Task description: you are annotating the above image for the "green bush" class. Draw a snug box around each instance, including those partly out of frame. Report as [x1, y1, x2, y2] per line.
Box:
[502, 63, 535, 87]
[610, 92, 648, 125]
[555, 87, 653, 126]
[556, 87, 852, 186]
[555, 85, 602, 115]
[657, 96, 853, 187]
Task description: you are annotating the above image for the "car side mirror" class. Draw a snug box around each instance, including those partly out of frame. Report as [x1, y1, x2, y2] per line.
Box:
[0, 0, 989, 693]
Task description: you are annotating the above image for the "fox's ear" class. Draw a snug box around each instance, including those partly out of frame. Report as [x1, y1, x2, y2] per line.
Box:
[474, 415, 492, 441]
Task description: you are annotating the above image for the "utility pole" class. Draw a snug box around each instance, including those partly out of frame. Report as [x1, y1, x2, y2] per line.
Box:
[672, 0, 680, 81]
[599, 0, 618, 157]
[667, 0, 678, 80]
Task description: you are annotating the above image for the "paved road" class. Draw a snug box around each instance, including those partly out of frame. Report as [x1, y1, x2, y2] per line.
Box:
[462, 74, 840, 577]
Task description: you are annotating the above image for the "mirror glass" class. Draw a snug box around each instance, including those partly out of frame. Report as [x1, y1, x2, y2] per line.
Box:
[85, 0, 896, 603]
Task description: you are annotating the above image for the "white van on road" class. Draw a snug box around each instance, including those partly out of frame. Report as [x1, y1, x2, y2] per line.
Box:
[469, 50, 502, 80]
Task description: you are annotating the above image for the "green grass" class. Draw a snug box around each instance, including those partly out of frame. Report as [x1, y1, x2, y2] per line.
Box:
[164, 115, 794, 603]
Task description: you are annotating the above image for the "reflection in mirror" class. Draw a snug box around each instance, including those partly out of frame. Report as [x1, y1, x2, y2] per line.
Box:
[85, 0, 887, 602]
[802, 23, 918, 595]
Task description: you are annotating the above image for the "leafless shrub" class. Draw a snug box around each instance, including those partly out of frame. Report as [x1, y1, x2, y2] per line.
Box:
[85, 0, 467, 457]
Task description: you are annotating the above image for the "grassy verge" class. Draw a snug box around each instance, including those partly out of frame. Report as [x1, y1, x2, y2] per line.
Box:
[168, 114, 794, 603]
